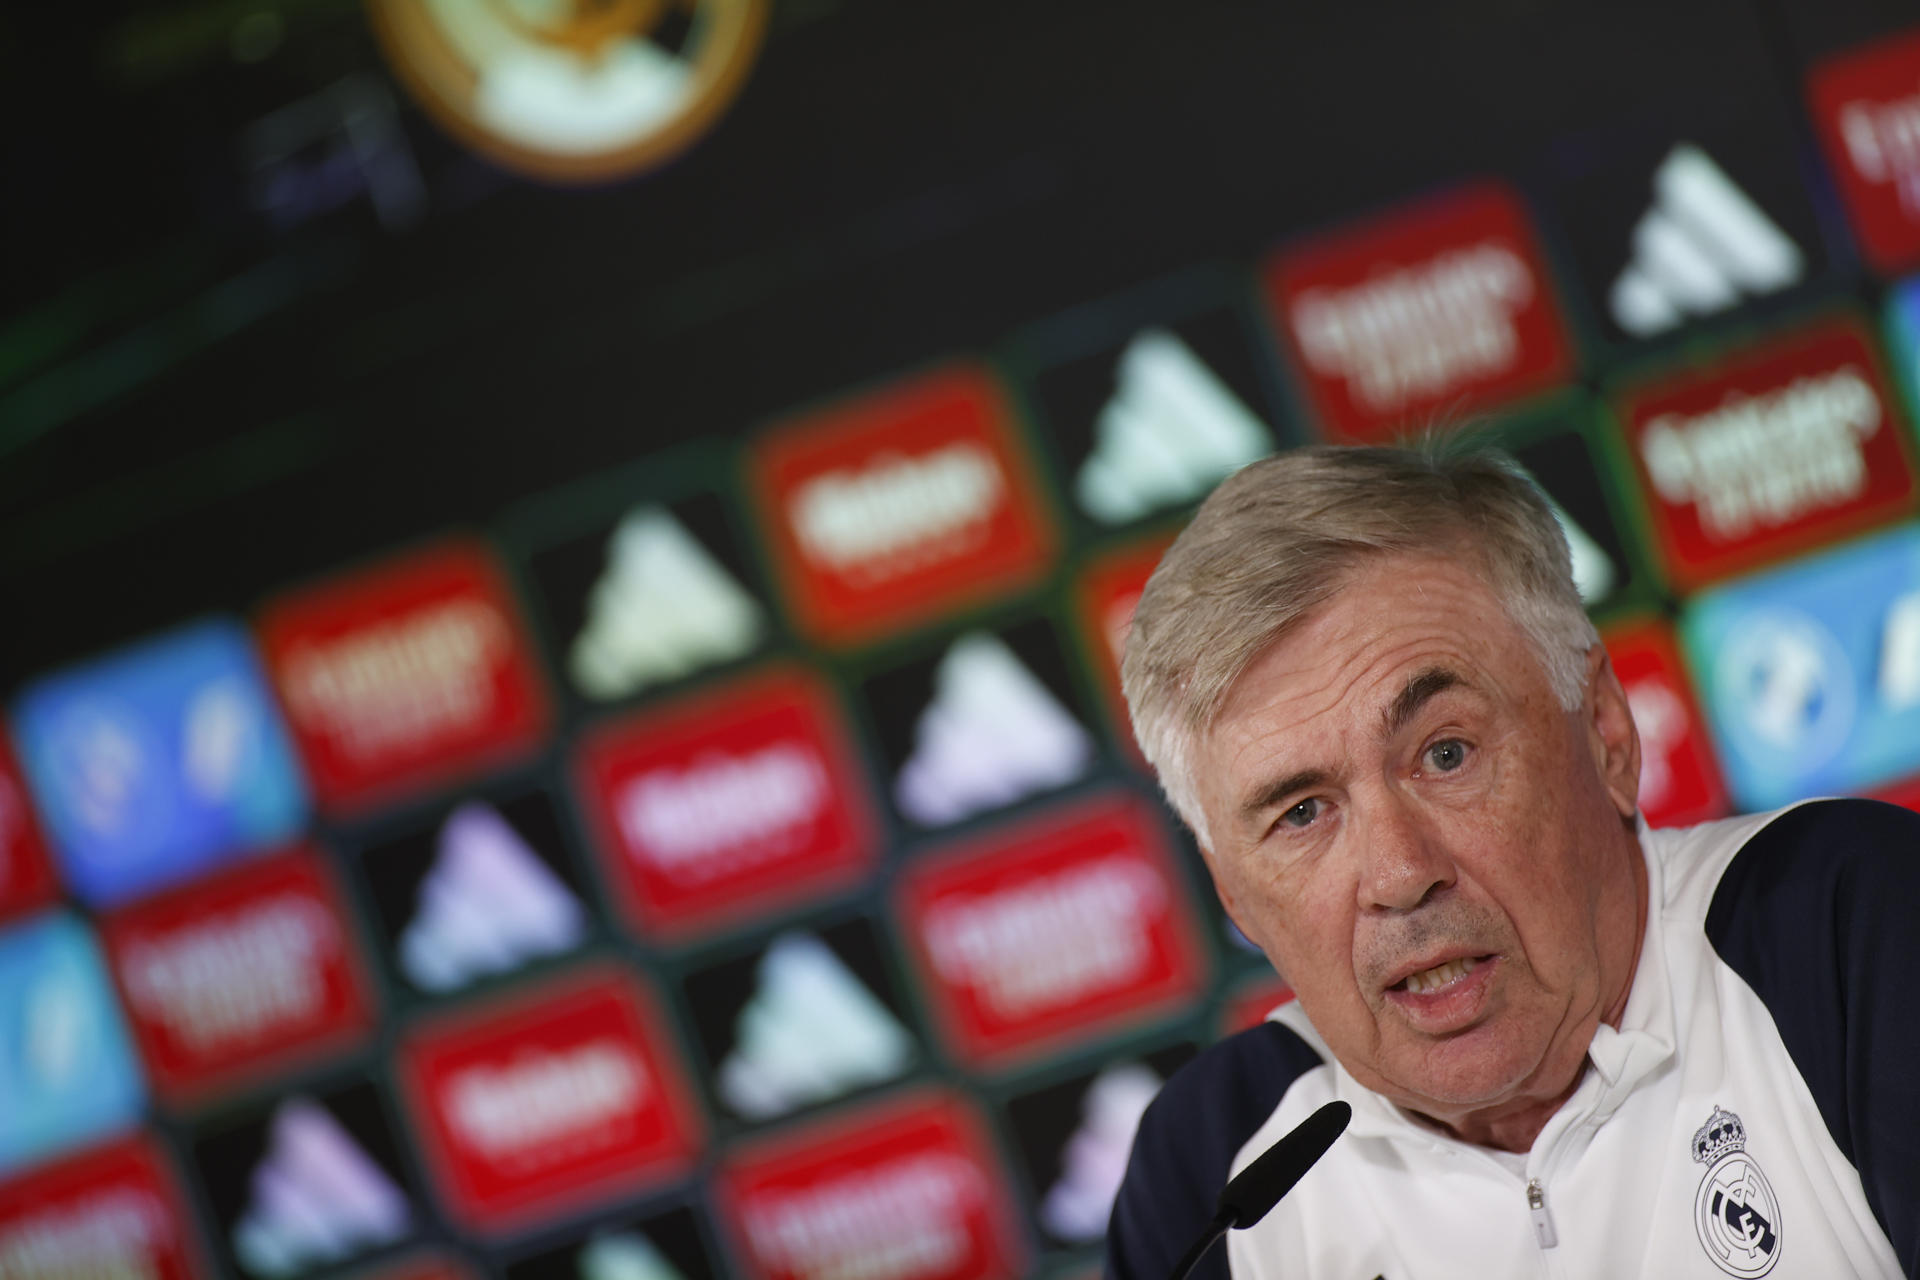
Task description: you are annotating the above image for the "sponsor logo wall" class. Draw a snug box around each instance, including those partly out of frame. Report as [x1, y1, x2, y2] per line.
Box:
[12, 22, 1920, 1280]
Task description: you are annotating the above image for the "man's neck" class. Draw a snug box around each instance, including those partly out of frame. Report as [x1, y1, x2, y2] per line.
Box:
[1412, 831, 1653, 1154]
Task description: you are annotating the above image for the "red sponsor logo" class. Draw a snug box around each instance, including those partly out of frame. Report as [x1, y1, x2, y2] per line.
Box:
[750, 366, 1055, 646]
[0, 738, 57, 923]
[1809, 29, 1920, 274]
[575, 668, 877, 939]
[895, 794, 1208, 1068]
[101, 848, 374, 1103]
[397, 967, 702, 1232]
[1603, 618, 1729, 829]
[1615, 317, 1917, 589]
[0, 1135, 204, 1280]
[257, 540, 549, 811]
[717, 1090, 1025, 1280]
[1264, 182, 1573, 442]
[1074, 536, 1173, 758]
[1219, 975, 1296, 1038]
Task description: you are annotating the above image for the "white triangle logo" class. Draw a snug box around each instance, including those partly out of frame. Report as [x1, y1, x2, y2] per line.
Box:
[1545, 495, 1617, 603]
[397, 801, 587, 992]
[1609, 144, 1805, 338]
[1038, 1062, 1164, 1242]
[1074, 329, 1272, 524]
[569, 506, 764, 701]
[578, 1232, 688, 1280]
[715, 932, 913, 1120]
[231, 1098, 410, 1279]
[893, 632, 1094, 826]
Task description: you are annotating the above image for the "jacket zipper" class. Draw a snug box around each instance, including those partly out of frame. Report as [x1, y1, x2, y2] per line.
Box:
[1527, 1179, 1558, 1249]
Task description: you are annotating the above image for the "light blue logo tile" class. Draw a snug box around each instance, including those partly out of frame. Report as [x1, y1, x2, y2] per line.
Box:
[1883, 276, 1920, 425]
[1682, 523, 1920, 811]
[11, 619, 308, 908]
[0, 912, 145, 1172]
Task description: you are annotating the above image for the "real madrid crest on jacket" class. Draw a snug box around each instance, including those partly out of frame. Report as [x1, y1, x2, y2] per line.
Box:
[1691, 1106, 1781, 1276]
[1109, 800, 1920, 1278]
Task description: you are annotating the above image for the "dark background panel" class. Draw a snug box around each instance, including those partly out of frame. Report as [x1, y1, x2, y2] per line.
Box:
[7, 0, 1913, 684]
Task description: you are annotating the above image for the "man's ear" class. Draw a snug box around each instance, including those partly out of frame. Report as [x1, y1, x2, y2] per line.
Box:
[1583, 643, 1641, 821]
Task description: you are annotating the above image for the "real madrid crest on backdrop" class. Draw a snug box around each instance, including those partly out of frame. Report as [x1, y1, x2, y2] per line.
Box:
[367, 0, 768, 183]
[1690, 1106, 1783, 1277]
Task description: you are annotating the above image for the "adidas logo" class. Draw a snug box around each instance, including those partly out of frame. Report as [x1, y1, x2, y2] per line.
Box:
[579, 1232, 687, 1280]
[715, 931, 913, 1120]
[1074, 329, 1271, 525]
[569, 507, 764, 701]
[230, 1098, 410, 1278]
[397, 801, 587, 993]
[1039, 1062, 1164, 1242]
[1544, 496, 1616, 604]
[893, 632, 1093, 826]
[1609, 144, 1805, 337]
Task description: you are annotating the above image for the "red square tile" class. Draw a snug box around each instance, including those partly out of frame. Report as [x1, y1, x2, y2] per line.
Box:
[750, 365, 1056, 646]
[1808, 29, 1920, 275]
[1073, 536, 1173, 760]
[0, 1135, 206, 1280]
[257, 540, 550, 813]
[1602, 618, 1729, 829]
[574, 666, 878, 941]
[396, 966, 704, 1233]
[101, 847, 376, 1105]
[1264, 182, 1574, 441]
[1612, 316, 1917, 590]
[0, 736, 58, 923]
[716, 1090, 1026, 1280]
[894, 793, 1209, 1070]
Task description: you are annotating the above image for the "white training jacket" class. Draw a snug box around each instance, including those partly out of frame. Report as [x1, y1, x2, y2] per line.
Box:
[1108, 800, 1919, 1279]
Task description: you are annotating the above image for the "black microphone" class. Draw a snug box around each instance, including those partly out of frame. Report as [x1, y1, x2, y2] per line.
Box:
[1166, 1099, 1352, 1280]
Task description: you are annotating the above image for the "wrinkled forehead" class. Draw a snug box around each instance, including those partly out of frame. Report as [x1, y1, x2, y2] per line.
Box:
[1203, 550, 1535, 746]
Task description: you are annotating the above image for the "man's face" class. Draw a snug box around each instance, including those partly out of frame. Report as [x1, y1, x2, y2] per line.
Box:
[1192, 551, 1642, 1127]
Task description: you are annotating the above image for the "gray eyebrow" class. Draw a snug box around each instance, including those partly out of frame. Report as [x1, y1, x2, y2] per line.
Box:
[1234, 666, 1469, 832]
[1382, 666, 1465, 740]
[1237, 767, 1332, 827]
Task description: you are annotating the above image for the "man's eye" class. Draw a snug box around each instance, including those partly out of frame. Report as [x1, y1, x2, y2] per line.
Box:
[1424, 739, 1468, 772]
[1281, 798, 1321, 829]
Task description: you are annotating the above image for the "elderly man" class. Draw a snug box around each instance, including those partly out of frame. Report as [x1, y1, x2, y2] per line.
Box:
[1106, 445, 1917, 1279]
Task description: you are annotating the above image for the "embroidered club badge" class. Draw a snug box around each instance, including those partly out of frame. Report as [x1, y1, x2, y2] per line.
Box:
[1691, 1105, 1782, 1277]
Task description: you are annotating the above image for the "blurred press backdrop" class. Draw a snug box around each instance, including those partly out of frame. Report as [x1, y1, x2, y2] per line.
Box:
[6, 2, 1920, 1278]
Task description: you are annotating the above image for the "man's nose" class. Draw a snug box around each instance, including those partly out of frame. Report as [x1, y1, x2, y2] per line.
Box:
[1357, 790, 1456, 912]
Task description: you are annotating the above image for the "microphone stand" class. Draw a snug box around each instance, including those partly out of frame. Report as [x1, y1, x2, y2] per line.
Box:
[1166, 1100, 1352, 1280]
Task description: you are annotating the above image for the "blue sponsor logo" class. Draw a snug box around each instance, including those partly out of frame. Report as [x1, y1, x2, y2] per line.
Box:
[1683, 523, 1920, 810]
[0, 912, 145, 1172]
[1884, 277, 1920, 423]
[11, 619, 308, 908]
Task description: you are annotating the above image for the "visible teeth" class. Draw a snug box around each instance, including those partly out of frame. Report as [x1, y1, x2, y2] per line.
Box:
[1402, 956, 1478, 994]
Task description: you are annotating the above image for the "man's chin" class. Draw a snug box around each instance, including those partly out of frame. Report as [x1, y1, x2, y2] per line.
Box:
[1378, 1029, 1542, 1113]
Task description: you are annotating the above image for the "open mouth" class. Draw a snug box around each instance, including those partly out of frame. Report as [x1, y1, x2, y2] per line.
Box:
[1390, 954, 1494, 995]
